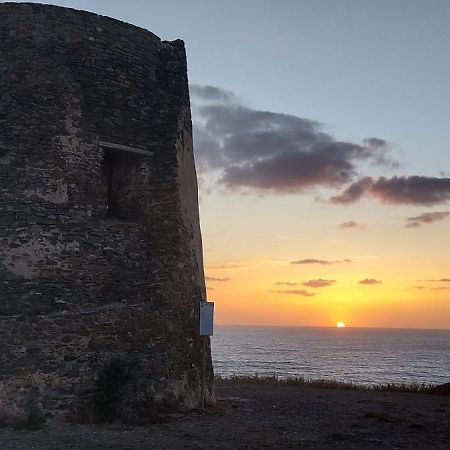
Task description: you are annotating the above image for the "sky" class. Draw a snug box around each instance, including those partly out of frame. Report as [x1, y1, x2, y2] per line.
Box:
[13, 0, 450, 328]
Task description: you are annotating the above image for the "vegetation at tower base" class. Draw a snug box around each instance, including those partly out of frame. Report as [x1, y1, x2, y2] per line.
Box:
[0, 2, 214, 424]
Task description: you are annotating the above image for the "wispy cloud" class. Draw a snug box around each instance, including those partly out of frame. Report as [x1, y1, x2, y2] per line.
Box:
[337, 221, 366, 230]
[405, 211, 450, 228]
[291, 258, 351, 265]
[331, 176, 450, 205]
[191, 84, 393, 194]
[206, 264, 243, 270]
[359, 278, 382, 285]
[415, 284, 450, 291]
[206, 259, 286, 271]
[271, 289, 315, 297]
[205, 276, 230, 282]
[302, 279, 336, 288]
[205, 260, 253, 270]
[405, 222, 422, 229]
[275, 279, 337, 288]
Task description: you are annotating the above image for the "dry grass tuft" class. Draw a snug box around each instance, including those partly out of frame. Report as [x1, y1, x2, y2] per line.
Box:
[215, 374, 440, 394]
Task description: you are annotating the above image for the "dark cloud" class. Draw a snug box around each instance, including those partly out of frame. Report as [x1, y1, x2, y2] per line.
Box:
[359, 278, 382, 285]
[205, 286, 215, 291]
[337, 221, 366, 230]
[331, 176, 450, 205]
[302, 279, 336, 288]
[364, 137, 386, 148]
[275, 281, 299, 286]
[190, 84, 238, 103]
[271, 289, 315, 297]
[190, 84, 392, 193]
[191, 85, 450, 207]
[406, 211, 450, 226]
[425, 278, 450, 282]
[205, 276, 230, 282]
[330, 177, 373, 204]
[291, 258, 351, 265]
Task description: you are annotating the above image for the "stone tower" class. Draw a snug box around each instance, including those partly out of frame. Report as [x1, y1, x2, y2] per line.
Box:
[0, 2, 213, 423]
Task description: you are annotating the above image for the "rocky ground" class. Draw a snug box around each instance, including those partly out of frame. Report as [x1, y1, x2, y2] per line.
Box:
[1, 381, 449, 449]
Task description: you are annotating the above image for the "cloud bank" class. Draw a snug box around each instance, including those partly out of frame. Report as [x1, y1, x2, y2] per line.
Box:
[191, 85, 450, 206]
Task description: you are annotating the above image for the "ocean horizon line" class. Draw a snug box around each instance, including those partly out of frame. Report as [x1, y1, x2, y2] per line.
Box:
[214, 324, 450, 332]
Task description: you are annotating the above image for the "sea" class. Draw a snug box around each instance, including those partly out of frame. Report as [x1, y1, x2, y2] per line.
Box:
[211, 326, 450, 386]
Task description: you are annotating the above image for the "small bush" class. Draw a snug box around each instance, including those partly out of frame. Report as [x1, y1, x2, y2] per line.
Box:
[11, 406, 46, 430]
[24, 406, 46, 430]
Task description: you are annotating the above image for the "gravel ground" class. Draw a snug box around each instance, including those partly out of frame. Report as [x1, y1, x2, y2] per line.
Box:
[1, 382, 449, 449]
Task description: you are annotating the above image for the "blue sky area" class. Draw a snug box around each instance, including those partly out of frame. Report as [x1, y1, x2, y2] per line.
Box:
[14, 0, 450, 175]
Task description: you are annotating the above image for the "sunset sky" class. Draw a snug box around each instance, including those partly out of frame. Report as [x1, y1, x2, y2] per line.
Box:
[20, 0, 450, 328]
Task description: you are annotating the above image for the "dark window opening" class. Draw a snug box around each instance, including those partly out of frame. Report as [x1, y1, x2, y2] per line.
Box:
[102, 146, 147, 222]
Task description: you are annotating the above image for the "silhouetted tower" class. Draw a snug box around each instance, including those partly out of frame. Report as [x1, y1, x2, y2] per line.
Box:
[0, 2, 213, 422]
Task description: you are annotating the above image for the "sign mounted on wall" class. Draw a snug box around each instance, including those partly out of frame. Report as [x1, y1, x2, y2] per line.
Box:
[199, 301, 214, 336]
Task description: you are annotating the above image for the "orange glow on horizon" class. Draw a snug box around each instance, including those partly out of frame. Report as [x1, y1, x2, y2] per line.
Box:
[203, 256, 450, 329]
[201, 193, 450, 330]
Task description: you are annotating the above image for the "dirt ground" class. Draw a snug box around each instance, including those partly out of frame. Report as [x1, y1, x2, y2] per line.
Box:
[1, 382, 449, 449]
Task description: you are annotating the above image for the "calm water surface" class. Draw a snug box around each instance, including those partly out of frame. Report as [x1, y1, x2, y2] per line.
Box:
[211, 326, 450, 385]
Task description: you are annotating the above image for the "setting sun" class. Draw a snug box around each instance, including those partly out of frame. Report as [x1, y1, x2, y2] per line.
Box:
[336, 322, 346, 328]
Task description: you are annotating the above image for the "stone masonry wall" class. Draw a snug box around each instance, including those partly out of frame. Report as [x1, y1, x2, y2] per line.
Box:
[0, 2, 213, 423]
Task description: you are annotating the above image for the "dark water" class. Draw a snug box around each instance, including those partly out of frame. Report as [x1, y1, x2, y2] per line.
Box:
[211, 326, 450, 385]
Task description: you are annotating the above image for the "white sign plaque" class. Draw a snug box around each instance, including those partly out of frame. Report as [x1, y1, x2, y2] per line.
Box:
[199, 301, 214, 336]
